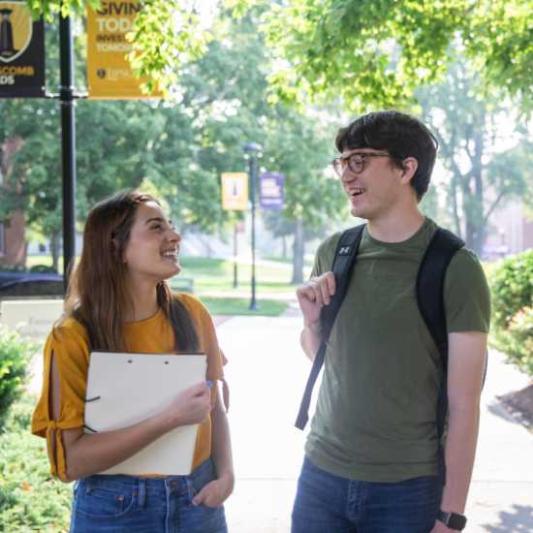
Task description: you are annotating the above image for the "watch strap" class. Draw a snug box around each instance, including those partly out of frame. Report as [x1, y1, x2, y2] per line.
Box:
[437, 510, 467, 530]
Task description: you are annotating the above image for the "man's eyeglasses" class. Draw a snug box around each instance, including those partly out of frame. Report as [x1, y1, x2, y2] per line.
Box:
[331, 151, 393, 177]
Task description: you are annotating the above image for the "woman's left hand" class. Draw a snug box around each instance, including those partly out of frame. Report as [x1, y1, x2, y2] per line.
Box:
[192, 472, 234, 508]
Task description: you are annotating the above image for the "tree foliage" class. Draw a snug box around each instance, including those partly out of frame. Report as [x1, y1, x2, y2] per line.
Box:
[26, 0, 215, 94]
[489, 250, 533, 375]
[4, 4, 348, 283]
[262, 0, 532, 112]
[417, 59, 531, 254]
[25, 1, 532, 110]
[176, 5, 347, 280]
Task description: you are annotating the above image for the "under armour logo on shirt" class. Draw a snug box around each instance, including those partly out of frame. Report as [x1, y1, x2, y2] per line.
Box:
[338, 246, 351, 255]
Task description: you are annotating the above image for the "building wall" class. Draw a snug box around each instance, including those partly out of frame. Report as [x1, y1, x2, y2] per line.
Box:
[485, 199, 532, 259]
[1, 210, 26, 267]
[523, 218, 533, 251]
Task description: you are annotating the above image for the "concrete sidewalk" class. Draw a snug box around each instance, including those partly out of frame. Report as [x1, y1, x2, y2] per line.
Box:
[25, 310, 532, 531]
[218, 314, 533, 533]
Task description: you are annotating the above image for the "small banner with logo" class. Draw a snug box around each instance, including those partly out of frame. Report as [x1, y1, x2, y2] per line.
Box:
[87, 0, 162, 99]
[259, 172, 285, 210]
[221, 173, 249, 211]
[0, 1, 45, 98]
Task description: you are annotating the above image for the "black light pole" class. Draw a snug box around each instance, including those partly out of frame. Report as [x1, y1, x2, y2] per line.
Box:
[59, 14, 76, 291]
[232, 221, 239, 288]
[243, 142, 261, 311]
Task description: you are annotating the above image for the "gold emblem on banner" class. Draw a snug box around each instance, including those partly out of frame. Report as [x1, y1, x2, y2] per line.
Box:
[221, 173, 249, 211]
[0, 1, 32, 64]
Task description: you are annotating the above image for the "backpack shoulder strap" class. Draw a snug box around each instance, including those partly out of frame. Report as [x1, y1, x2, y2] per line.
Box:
[295, 224, 365, 430]
[416, 226, 464, 452]
[416, 227, 464, 362]
[320, 224, 366, 340]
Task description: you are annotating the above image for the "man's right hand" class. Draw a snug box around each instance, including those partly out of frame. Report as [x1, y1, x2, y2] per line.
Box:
[296, 272, 336, 328]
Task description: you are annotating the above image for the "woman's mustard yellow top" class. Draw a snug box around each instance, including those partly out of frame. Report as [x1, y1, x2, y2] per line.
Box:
[31, 293, 224, 480]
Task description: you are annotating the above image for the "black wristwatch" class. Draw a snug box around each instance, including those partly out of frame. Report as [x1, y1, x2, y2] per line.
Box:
[437, 510, 467, 530]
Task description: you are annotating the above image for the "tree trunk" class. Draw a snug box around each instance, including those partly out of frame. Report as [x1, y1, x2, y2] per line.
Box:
[50, 231, 60, 273]
[1, 136, 26, 267]
[449, 173, 463, 238]
[291, 218, 305, 284]
[465, 124, 486, 255]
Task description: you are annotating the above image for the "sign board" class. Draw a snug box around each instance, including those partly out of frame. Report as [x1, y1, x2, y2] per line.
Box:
[0, 299, 63, 338]
[87, 0, 162, 99]
[221, 172, 248, 211]
[0, 1, 45, 98]
[259, 172, 285, 210]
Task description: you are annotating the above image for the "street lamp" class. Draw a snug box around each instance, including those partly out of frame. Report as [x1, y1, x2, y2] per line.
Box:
[243, 142, 262, 311]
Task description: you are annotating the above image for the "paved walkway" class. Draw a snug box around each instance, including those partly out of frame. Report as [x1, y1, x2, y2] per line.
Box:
[217, 314, 533, 533]
[27, 311, 532, 532]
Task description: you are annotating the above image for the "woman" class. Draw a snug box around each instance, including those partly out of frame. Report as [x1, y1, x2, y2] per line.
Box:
[32, 190, 233, 532]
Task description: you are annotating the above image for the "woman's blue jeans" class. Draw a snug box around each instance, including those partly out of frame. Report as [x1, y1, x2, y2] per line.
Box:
[69, 458, 227, 533]
[292, 457, 443, 533]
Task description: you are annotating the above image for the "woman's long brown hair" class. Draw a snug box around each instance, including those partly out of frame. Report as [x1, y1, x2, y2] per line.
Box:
[64, 190, 198, 353]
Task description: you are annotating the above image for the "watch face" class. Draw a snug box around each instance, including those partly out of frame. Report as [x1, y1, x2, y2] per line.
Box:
[439, 511, 467, 530]
[448, 513, 467, 530]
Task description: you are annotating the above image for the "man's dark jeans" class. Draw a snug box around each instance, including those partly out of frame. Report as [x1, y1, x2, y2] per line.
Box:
[292, 456, 443, 533]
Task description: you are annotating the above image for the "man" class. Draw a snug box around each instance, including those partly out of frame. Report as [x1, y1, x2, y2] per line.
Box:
[292, 111, 490, 533]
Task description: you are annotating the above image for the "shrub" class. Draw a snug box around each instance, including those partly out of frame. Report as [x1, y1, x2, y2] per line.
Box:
[490, 250, 533, 375]
[0, 326, 35, 431]
[0, 396, 71, 532]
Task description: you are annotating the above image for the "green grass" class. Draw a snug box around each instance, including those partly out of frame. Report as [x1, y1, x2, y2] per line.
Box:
[22, 255, 299, 316]
[25, 256, 62, 272]
[200, 297, 288, 316]
[174, 256, 298, 297]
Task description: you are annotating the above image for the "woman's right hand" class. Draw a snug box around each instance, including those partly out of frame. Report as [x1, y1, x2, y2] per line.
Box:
[163, 382, 212, 429]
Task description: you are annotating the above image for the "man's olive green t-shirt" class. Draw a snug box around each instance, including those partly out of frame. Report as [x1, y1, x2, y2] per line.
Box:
[305, 218, 490, 482]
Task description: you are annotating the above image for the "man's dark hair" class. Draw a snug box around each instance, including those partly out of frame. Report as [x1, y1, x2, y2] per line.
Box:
[335, 111, 438, 200]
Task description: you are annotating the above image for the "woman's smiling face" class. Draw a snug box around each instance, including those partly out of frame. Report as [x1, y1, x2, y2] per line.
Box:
[122, 201, 182, 284]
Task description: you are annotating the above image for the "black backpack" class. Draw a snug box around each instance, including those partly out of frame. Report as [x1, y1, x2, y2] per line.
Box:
[295, 224, 465, 455]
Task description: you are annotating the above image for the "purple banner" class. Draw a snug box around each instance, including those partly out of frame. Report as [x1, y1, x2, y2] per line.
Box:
[259, 172, 285, 210]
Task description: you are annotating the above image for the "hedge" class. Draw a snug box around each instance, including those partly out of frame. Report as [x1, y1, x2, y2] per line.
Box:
[489, 249, 533, 375]
[0, 396, 71, 532]
[0, 326, 34, 431]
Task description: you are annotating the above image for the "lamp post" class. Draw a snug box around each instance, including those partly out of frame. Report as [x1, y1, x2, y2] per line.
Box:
[243, 142, 262, 311]
[59, 13, 76, 290]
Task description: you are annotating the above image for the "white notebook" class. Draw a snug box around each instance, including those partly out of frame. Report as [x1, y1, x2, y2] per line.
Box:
[84, 351, 207, 476]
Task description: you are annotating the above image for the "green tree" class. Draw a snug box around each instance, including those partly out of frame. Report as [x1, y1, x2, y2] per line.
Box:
[263, 107, 346, 282]
[0, 98, 62, 268]
[27, 1, 532, 111]
[26, 0, 214, 94]
[262, 0, 532, 113]
[0, 98, 169, 270]
[7, 1, 349, 283]
[417, 61, 530, 254]
[177, 5, 347, 282]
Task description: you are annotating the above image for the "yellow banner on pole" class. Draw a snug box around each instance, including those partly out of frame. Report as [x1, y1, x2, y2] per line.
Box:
[87, 0, 162, 99]
[221, 173, 248, 211]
